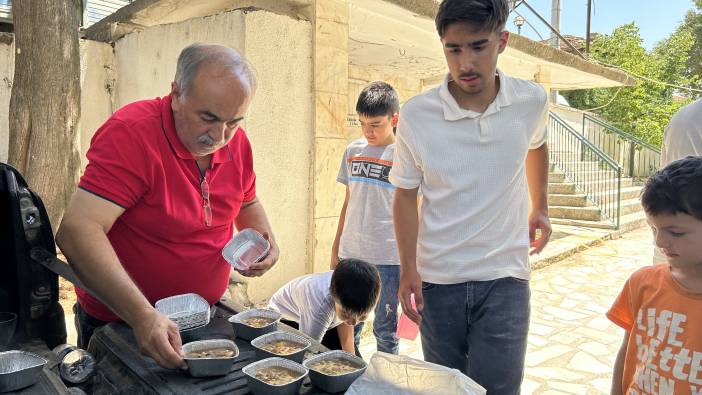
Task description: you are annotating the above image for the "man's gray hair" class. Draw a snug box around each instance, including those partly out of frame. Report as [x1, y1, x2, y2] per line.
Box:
[174, 43, 257, 97]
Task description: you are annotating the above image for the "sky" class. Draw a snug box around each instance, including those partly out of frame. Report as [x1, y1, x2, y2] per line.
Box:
[507, 0, 696, 50]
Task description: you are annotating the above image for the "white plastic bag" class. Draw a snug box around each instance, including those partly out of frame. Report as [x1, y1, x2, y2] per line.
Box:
[346, 352, 486, 395]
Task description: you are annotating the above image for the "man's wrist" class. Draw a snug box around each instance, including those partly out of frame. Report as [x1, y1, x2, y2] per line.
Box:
[124, 303, 158, 328]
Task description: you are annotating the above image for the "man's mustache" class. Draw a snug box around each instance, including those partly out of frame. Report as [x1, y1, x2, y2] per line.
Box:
[197, 134, 222, 147]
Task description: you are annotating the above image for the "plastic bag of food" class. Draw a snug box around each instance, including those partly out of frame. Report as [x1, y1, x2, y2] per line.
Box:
[345, 352, 486, 395]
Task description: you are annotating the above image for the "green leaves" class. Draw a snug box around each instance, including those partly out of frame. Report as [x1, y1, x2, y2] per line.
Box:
[562, 11, 700, 147]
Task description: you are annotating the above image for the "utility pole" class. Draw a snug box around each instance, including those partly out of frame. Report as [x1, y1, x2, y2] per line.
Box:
[550, 0, 561, 48]
[585, 0, 592, 55]
[549, 0, 561, 104]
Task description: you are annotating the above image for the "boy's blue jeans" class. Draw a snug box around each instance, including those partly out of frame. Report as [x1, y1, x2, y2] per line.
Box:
[354, 265, 400, 354]
[420, 276, 530, 395]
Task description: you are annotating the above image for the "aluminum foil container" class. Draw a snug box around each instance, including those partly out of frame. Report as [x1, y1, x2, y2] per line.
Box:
[251, 331, 311, 364]
[303, 350, 368, 393]
[179, 322, 209, 344]
[242, 357, 308, 395]
[182, 339, 239, 378]
[0, 350, 48, 392]
[228, 308, 281, 341]
[155, 293, 210, 331]
[222, 229, 270, 271]
[0, 312, 17, 347]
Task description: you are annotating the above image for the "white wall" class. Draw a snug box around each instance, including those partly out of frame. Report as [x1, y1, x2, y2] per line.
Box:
[79, 39, 115, 171]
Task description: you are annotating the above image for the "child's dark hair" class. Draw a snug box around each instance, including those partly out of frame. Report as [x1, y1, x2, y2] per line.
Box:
[435, 0, 509, 37]
[329, 259, 381, 315]
[641, 156, 702, 220]
[355, 81, 399, 119]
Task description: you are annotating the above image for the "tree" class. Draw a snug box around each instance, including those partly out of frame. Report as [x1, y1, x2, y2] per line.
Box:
[680, 0, 702, 96]
[562, 23, 695, 146]
[9, 0, 82, 229]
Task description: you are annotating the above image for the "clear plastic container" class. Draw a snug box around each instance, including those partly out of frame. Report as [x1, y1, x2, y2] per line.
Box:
[222, 229, 270, 271]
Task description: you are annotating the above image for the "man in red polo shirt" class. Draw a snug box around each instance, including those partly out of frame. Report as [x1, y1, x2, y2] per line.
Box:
[56, 43, 279, 369]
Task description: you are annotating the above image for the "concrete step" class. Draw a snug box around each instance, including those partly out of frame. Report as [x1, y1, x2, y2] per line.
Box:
[548, 182, 577, 195]
[620, 198, 644, 216]
[619, 211, 648, 232]
[568, 177, 634, 190]
[548, 186, 642, 208]
[561, 168, 621, 178]
[548, 177, 634, 195]
[548, 193, 588, 207]
[550, 210, 647, 230]
[591, 185, 642, 201]
[548, 172, 567, 183]
[549, 205, 602, 221]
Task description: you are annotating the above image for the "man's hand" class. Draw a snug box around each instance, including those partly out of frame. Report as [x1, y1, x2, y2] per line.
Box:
[398, 268, 424, 325]
[529, 210, 552, 255]
[239, 231, 279, 277]
[132, 309, 187, 370]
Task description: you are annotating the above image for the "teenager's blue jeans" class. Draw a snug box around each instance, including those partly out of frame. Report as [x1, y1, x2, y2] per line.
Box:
[420, 277, 530, 395]
[354, 265, 400, 354]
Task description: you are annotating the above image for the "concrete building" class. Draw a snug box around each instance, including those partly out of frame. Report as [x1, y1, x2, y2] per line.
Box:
[0, 0, 632, 303]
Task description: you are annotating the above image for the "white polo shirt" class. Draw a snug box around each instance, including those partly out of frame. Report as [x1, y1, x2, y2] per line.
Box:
[389, 71, 548, 284]
[661, 98, 702, 166]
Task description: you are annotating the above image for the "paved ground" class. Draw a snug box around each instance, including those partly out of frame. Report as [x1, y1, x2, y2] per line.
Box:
[358, 226, 653, 395]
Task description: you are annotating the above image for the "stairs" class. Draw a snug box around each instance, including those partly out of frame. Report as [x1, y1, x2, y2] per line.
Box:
[546, 109, 654, 232]
[547, 165, 647, 231]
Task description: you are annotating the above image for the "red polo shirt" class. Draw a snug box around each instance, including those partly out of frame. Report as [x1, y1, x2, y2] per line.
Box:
[77, 94, 256, 322]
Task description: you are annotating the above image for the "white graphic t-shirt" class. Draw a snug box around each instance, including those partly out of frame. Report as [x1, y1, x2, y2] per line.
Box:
[337, 138, 399, 265]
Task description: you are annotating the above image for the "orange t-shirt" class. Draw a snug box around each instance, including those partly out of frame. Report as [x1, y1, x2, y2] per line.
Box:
[607, 264, 702, 395]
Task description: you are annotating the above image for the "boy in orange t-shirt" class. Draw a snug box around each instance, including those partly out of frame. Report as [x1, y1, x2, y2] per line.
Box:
[607, 156, 702, 395]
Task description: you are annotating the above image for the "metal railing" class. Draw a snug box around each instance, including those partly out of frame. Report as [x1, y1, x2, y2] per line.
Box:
[582, 113, 661, 178]
[549, 112, 622, 228]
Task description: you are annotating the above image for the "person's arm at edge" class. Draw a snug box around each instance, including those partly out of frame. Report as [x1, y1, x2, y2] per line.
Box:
[526, 143, 552, 255]
[393, 186, 423, 324]
[330, 187, 350, 269]
[336, 323, 356, 354]
[56, 189, 186, 369]
[234, 197, 279, 277]
[611, 331, 630, 395]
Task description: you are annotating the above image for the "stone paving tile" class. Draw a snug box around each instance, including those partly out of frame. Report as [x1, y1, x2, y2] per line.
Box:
[526, 345, 572, 367]
[567, 351, 612, 374]
[358, 226, 653, 394]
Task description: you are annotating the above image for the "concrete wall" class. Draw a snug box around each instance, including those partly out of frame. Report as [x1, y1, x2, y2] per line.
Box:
[79, 40, 115, 171]
[347, 65, 422, 141]
[113, 12, 246, 105]
[241, 11, 314, 302]
[0, 34, 13, 163]
[113, 9, 314, 303]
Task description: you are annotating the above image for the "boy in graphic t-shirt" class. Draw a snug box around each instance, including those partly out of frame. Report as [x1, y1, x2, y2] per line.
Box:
[330, 81, 402, 354]
[607, 156, 702, 395]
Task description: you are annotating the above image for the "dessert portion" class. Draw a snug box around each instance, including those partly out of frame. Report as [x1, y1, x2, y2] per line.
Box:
[242, 316, 276, 328]
[309, 358, 362, 375]
[258, 340, 306, 356]
[186, 347, 236, 359]
[254, 366, 302, 385]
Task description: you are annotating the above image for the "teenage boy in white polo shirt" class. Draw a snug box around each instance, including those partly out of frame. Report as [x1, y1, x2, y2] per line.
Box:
[389, 0, 551, 393]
